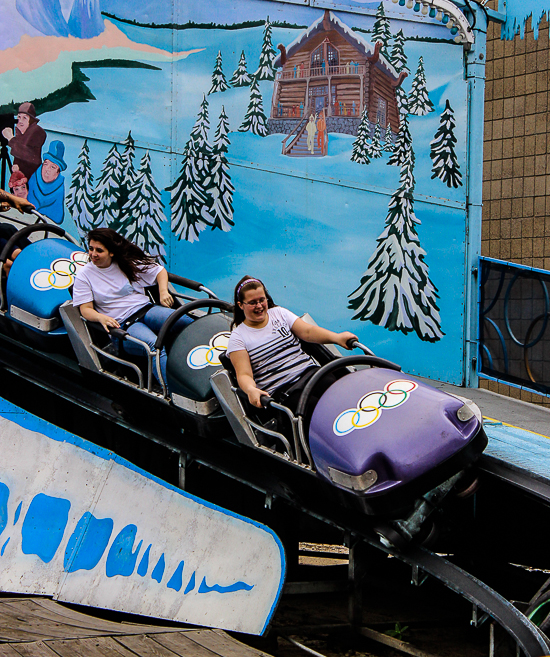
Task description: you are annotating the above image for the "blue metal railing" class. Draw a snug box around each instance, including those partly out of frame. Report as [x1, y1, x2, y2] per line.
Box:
[479, 256, 550, 395]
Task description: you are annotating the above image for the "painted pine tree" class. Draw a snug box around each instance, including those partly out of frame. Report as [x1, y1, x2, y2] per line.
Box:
[390, 29, 409, 75]
[115, 131, 137, 229]
[371, 2, 391, 57]
[255, 17, 276, 81]
[169, 96, 214, 242]
[66, 139, 97, 239]
[351, 107, 371, 165]
[209, 50, 230, 94]
[117, 151, 166, 259]
[408, 56, 434, 116]
[388, 115, 413, 167]
[430, 99, 463, 188]
[94, 143, 122, 229]
[230, 51, 252, 87]
[383, 125, 395, 153]
[239, 77, 268, 136]
[210, 106, 235, 232]
[348, 154, 444, 342]
[370, 121, 383, 159]
[395, 85, 409, 118]
[390, 28, 409, 117]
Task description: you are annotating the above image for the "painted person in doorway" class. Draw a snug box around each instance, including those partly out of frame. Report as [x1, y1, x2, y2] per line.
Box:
[72, 228, 193, 386]
[2, 103, 46, 180]
[27, 140, 66, 224]
[306, 114, 317, 154]
[226, 276, 357, 409]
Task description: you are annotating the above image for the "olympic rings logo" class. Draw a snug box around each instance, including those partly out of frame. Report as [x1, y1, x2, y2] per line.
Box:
[187, 332, 231, 370]
[333, 379, 418, 436]
[30, 252, 88, 291]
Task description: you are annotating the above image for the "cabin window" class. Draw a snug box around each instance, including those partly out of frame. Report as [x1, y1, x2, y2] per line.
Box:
[311, 45, 323, 69]
[376, 97, 387, 127]
[327, 44, 339, 68]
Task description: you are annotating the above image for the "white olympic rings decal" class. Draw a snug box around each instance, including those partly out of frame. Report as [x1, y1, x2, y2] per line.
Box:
[333, 379, 418, 436]
[30, 251, 87, 291]
[187, 331, 231, 370]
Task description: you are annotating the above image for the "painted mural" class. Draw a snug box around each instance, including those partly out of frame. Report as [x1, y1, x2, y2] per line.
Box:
[0, 0, 472, 382]
[0, 397, 284, 634]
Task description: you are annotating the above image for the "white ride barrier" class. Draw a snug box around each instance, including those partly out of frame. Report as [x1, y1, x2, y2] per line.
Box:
[0, 399, 284, 635]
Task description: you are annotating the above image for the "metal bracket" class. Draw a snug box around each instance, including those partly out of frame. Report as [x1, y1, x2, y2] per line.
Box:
[411, 564, 429, 587]
[471, 603, 490, 627]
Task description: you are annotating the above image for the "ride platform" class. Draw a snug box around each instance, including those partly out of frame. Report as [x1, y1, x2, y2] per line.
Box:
[418, 378, 550, 501]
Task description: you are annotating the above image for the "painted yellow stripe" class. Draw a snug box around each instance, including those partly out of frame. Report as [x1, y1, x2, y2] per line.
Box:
[483, 416, 550, 441]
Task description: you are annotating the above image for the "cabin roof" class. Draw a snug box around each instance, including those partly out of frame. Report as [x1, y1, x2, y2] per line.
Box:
[273, 10, 399, 81]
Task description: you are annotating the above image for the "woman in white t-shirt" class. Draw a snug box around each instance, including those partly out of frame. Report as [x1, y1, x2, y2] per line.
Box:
[72, 228, 192, 385]
[226, 275, 357, 408]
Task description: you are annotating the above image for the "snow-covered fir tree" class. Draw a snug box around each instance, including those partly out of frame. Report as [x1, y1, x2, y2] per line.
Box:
[169, 96, 215, 242]
[239, 77, 268, 136]
[395, 85, 409, 118]
[388, 115, 413, 167]
[408, 56, 434, 116]
[255, 17, 276, 81]
[369, 121, 383, 159]
[351, 107, 371, 165]
[390, 29, 409, 75]
[117, 151, 166, 259]
[94, 143, 122, 229]
[209, 50, 230, 94]
[66, 139, 97, 239]
[371, 2, 391, 58]
[348, 153, 444, 342]
[114, 131, 137, 229]
[383, 125, 395, 153]
[430, 99, 463, 188]
[210, 106, 235, 232]
[230, 50, 252, 87]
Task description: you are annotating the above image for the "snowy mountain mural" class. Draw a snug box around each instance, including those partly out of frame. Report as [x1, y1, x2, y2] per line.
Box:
[0, 0, 476, 383]
[15, 0, 104, 38]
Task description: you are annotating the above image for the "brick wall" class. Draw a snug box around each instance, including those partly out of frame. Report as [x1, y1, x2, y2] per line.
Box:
[481, 5, 550, 406]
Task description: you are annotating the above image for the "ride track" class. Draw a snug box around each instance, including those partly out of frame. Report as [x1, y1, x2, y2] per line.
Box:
[0, 218, 547, 655]
[0, 309, 546, 655]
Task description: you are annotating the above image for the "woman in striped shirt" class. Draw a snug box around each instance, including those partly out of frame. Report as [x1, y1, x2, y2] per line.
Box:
[226, 276, 357, 409]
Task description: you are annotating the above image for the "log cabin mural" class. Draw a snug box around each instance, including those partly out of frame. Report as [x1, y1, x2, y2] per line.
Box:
[270, 9, 407, 157]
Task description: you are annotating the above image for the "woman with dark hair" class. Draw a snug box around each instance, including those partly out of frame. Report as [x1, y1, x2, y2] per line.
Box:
[72, 228, 192, 385]
[227, 275, 357, 408]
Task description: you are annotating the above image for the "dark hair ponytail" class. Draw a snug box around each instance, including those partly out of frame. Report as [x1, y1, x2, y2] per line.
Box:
[231, 275, 275, 328]
[87, 228, 157, 283]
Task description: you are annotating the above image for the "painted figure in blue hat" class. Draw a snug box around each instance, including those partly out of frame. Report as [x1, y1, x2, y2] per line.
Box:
[27, 140, 67, 224]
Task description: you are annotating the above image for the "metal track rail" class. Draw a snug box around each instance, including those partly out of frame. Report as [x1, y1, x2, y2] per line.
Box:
[389, 545, 550, 657]
[0, 342, 548, 654]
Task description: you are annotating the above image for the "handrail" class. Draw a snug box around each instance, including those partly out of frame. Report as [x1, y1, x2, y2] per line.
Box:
[281, 106, 312, 155]
[276, 64, 365, 81]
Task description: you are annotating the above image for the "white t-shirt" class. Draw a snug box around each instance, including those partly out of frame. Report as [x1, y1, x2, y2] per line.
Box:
[72, 260, 163, 323]
[226, 306, 317, 395]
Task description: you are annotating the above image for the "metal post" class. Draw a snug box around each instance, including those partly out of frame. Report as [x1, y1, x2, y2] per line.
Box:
[348, 538, 367, 626]
[464, 5, 488, 387]
[178, 451, 187, 490]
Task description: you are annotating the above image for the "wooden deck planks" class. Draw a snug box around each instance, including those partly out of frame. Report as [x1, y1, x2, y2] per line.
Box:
[0, 598, 273, 657]
[149, 632, 220, 656]
[114, 634, 183, 657]
[184, 629, 273, 657]
[6, 642, 61, 657]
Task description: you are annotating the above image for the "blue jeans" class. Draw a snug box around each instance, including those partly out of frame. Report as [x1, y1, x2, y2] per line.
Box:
[122, 305, 192, 386]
